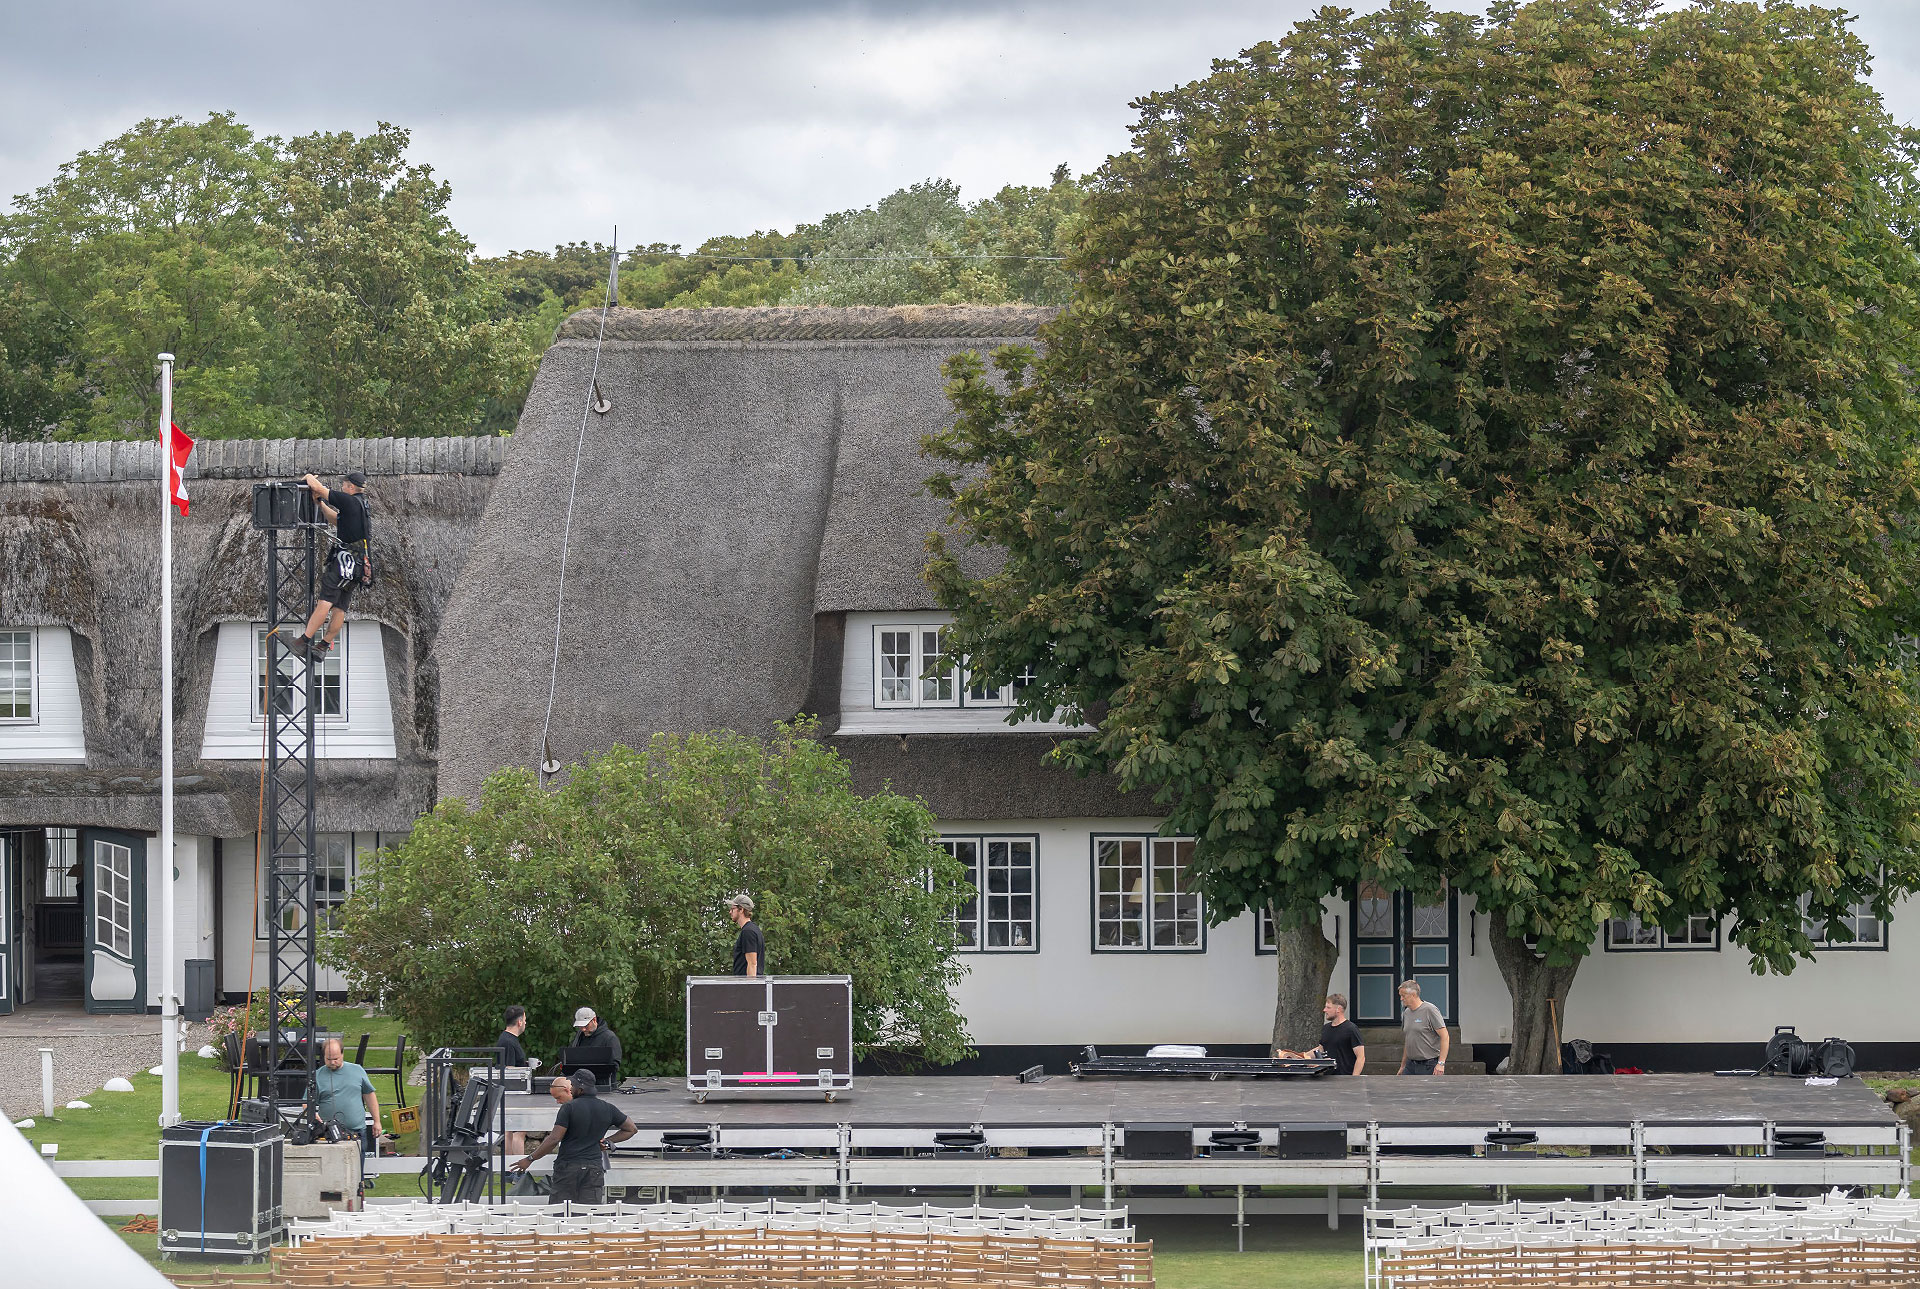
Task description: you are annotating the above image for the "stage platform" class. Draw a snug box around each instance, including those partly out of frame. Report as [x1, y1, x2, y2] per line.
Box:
[498, 1074, 1908, 1206]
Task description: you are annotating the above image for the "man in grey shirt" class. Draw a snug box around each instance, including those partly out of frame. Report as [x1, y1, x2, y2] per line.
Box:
[1396, 980, 1449, 1075]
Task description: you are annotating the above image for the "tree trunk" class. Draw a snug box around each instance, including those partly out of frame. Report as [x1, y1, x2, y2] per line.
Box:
[1488, 920, 1581, 1074]
[1269, 905, 1340, 1054]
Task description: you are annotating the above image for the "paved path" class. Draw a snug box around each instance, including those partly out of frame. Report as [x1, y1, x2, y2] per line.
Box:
[0, 1005, 210, 1119]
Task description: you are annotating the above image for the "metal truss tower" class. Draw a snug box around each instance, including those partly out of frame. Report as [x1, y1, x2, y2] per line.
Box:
[255, 491, 322, 1109]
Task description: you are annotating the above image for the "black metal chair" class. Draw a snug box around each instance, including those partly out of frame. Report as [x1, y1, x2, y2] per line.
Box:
[363, 1034, 408, 1109]
[352, 1032, 371, 1068]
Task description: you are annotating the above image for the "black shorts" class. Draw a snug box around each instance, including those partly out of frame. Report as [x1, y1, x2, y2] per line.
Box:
[318, 549, 360, 610]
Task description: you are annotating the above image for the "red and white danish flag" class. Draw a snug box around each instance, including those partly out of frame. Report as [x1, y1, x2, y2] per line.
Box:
[167, 423, 194, 517]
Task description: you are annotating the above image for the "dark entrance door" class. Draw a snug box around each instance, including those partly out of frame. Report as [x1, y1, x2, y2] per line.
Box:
[1349, 881, 1458, 1025]
[80, 827, 147, 1015]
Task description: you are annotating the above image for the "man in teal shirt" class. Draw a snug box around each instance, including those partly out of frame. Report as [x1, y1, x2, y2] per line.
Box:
[309, 1037, 381, 1156]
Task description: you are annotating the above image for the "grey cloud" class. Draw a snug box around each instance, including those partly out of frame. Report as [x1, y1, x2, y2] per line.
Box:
[2, 1, 1915, 255]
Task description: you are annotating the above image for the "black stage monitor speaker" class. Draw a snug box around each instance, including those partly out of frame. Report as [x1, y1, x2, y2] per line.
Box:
[251, 480, 318, 531]
[1123, 1122, 1193, 1160]
[1274, 1122, 1348, 1159]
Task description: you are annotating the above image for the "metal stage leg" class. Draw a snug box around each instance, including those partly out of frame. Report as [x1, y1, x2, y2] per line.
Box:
[1327, 1184, 1339, 1231]
[263, 521, 320, 1113]
[1235, 1184, 1245, 1253]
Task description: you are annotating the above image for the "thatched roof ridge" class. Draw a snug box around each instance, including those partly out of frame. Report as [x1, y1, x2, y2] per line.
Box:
[0, 436, 508, 482]
[0, 446, 498, 834]
[437, 304, 1130, 815]
[556, 304, 1057, 344]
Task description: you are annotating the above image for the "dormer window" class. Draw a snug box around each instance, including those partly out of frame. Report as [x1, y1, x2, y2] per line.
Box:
[873, 623, 1035, 710]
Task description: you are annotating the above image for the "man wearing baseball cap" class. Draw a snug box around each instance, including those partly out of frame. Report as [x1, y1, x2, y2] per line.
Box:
[561, 1004, 622, 1081]
[293, 470, 371, 659]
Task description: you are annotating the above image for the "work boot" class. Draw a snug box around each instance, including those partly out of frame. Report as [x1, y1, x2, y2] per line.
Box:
[311, 637, 334, 656]
[288, 634, 312, 659]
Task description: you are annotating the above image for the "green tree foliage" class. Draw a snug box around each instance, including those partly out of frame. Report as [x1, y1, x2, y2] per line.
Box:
[269, 124, 517, 439]
[925, 0, 1920, 1067]
[784, 170, 1083, 307]
[0, 112, 291, 438]
[326, 723, 973, 1072]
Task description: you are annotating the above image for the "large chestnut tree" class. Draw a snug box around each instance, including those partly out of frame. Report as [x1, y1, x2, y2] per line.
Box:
[927, 0, 1920, 1068]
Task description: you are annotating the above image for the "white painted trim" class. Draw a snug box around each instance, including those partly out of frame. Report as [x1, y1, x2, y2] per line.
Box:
[840, 613, 1092, 735]
[0, 627, 87, 762]
[200, 621, 396, 760]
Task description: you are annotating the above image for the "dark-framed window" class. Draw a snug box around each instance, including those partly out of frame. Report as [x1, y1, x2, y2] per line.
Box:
[936, 835, 1038, 951]
[1091, 835, 1204, 952]
[1604, 912, 1721, 952]
[1801, 896, 1889, 951]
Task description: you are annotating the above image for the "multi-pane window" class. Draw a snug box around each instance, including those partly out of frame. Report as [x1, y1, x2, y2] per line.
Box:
[93, 841, 134, 958]
[1093, 835, 1204, 951]
[0, 629, 34, 722]
[938, 836, 1038, 951]
[261, 833, 356, 935]
[1605, 913, 1720, 951]
[874, 624, 1037, 710]
[875, 626, 958, 708]
[1256, 904, 1277, 953]
[1802, 896, 1888, 951]
[255, 625, 344, 720]
[44, 827, 79, 899]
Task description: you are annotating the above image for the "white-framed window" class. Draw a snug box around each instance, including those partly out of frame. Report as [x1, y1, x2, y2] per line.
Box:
[874, 623, 1038, 710]
[0, 629, 36, 723]
[1256, 904, 1277, 953]
[1801, 895, 1888, 951]
[1604, 912, 1720, 951]
[875, 625, 958, 708]
[937, 835, 1038, 952]
[254, 625, 345, 721]
[44, 826, 79, 899]
[1093, 835, 1204, 951]
[93, 841, 134, 958]
[259, 833, 357, 937]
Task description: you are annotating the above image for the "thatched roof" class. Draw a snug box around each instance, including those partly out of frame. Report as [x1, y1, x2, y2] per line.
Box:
[437, 305, 1136, 816]
[0, 438, 501, 833]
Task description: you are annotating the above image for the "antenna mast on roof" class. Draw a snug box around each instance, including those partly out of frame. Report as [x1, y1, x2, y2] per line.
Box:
[538, 231, 619, 782]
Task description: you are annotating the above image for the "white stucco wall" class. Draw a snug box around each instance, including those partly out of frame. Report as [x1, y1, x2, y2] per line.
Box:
[142, 833, 216, 1010]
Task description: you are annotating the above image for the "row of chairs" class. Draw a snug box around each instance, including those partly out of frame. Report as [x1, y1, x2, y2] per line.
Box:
[169, 1229, 1157, 1289]
[1377, 1240, 1920, 1287]
[221, 1030, 410, 1108]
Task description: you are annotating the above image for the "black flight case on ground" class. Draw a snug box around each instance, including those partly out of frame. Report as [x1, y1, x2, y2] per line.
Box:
[158, 1120, 284, 1260]
[686, 974, 854, 1101]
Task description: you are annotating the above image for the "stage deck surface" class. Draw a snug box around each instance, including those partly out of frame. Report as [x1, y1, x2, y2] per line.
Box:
[506, 1074, 1895, 1129]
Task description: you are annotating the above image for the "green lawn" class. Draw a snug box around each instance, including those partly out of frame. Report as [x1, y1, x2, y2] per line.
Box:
[1143, 1216, 1361, 1289]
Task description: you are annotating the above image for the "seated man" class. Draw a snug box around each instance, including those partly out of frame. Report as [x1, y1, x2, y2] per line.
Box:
[561, 1006, 622, 1082]
[1276, 993, 1366, 1075]
[509, 1070, 636, 1204]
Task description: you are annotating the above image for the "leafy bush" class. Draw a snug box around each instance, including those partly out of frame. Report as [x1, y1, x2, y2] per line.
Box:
[326, 722, 973, 1072]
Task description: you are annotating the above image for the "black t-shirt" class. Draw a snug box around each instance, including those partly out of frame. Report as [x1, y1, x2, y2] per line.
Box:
[1320, 1019, 1365, 1075]
[497, 1030, 528, 1067]
[552, 1094, 628, 1165]
[325, 487, 369, 545]
[733, 920, 765, 975]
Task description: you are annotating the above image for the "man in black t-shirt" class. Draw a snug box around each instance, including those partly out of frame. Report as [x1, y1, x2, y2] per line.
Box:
[729, 893, 765, 976]
[294, 470, 371, 659]
[1278, 994, 1367, 1075]
[509, 1071, 635, 1203]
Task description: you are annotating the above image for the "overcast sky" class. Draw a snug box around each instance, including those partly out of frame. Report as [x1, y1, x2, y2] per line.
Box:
[3, 1, 1917, 257]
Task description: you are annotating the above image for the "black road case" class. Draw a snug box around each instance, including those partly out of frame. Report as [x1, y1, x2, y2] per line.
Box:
[158, 1120, 284, 1259]
[686, 974, 853, 1100]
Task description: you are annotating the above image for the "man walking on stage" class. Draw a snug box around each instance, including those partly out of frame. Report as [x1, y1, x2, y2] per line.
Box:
[293, 470, 370, 658]
[729, 894, 764, 976]
[1396, 980, 1449, 1076]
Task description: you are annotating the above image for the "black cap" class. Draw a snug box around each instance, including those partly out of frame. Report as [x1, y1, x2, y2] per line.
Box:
[569, 1070, 597, 1095]
[344, 471, 367, 487]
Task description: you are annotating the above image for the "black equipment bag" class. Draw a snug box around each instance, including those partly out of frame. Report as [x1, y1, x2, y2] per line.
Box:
[1815, 1037, 1856, 1078]
[1560, 1038, 1614, 1075]
[1762, 1025, 1810, 1076]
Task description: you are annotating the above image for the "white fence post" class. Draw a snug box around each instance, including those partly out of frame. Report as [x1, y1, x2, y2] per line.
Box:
[39, 1048, 53, 1119]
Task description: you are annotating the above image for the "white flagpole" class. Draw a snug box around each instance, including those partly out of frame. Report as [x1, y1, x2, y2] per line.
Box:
[158, 353, 179, 1129]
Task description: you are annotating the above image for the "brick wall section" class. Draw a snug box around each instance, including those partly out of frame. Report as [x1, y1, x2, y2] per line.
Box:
[0, 436, 509, 482]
